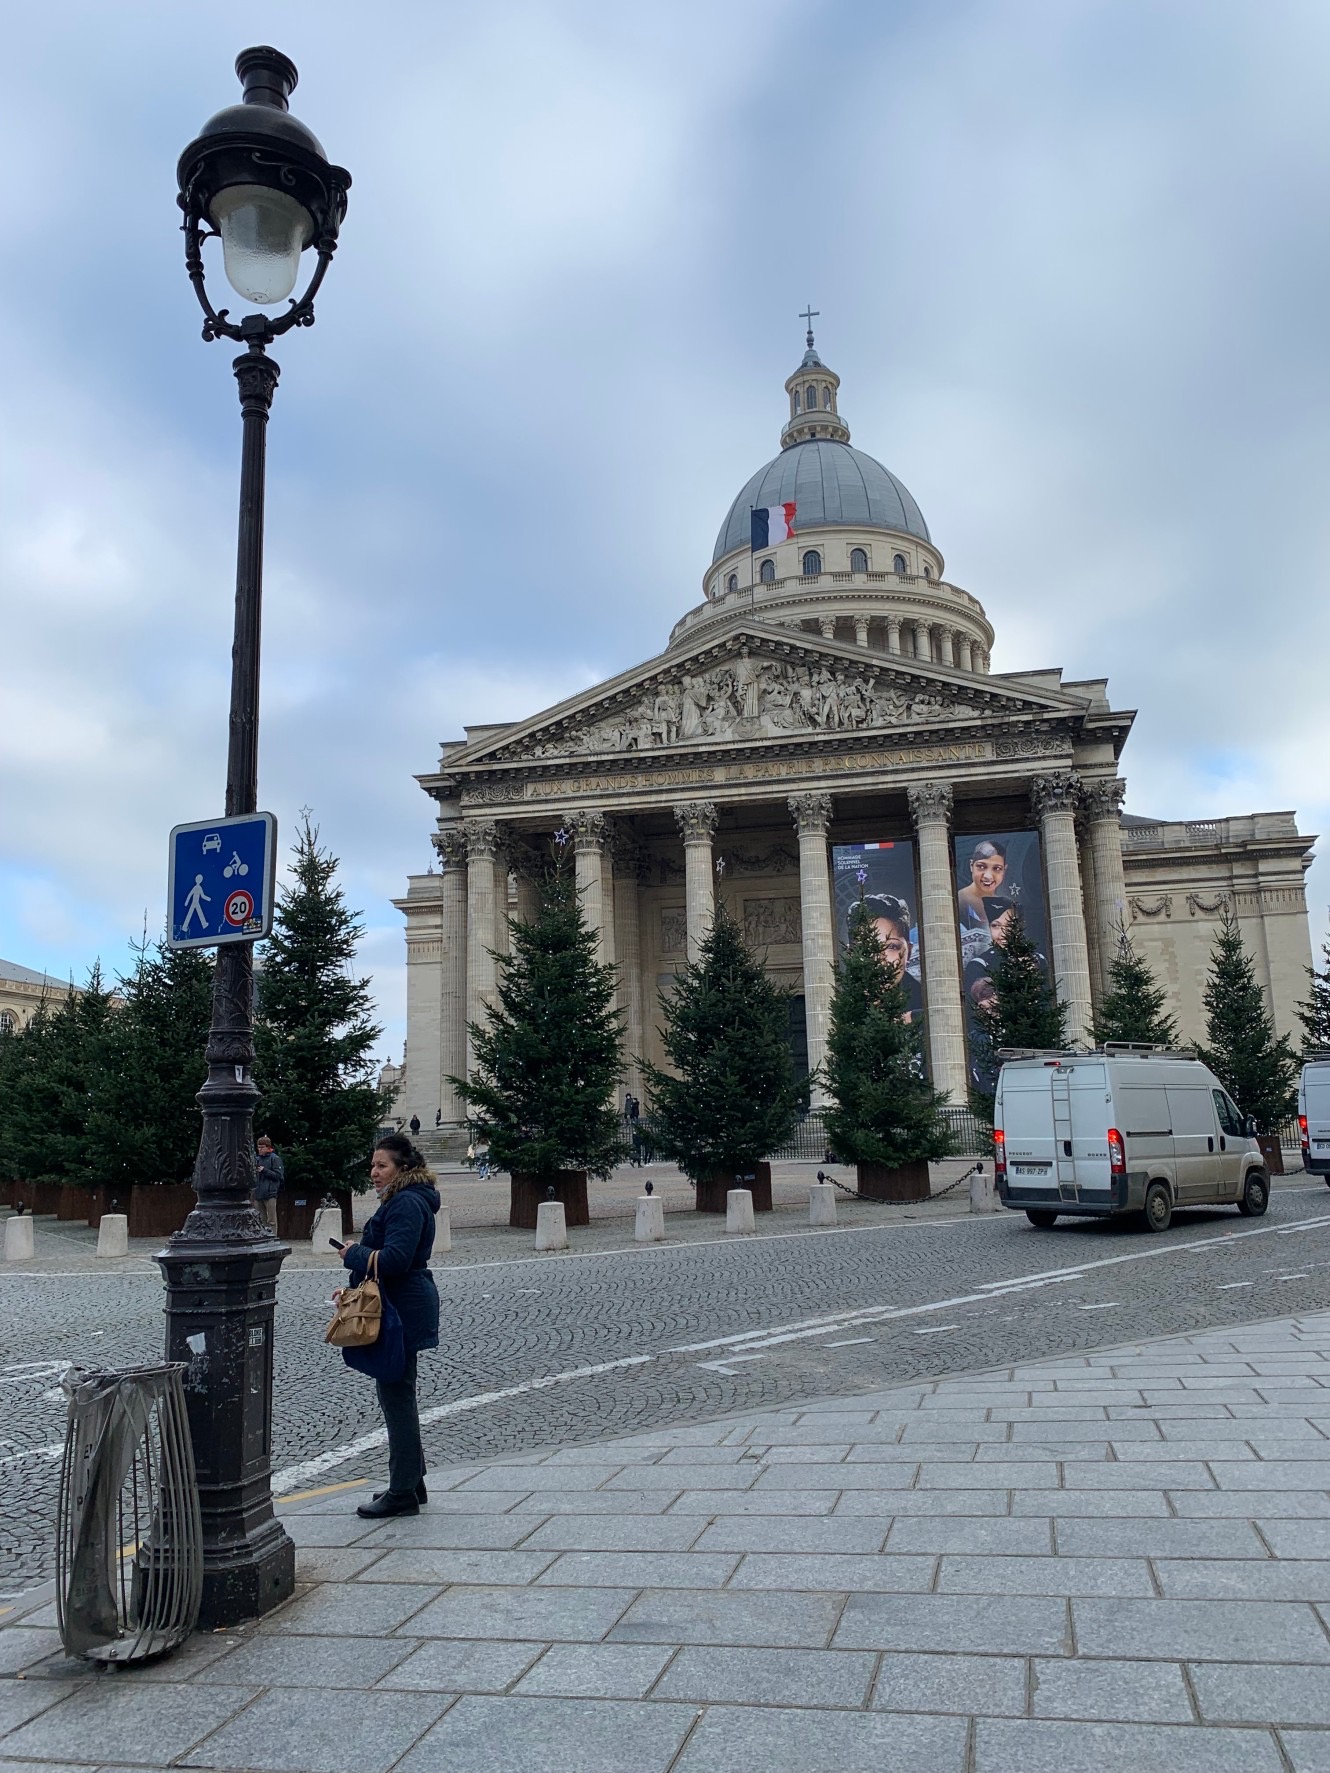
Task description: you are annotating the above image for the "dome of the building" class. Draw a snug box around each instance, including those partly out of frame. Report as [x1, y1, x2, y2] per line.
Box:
[712, 438, 931, 563]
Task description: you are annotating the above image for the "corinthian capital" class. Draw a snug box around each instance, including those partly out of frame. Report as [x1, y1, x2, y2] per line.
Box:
[566, 808, 609, 853]
[1081, 777, 1126, 824]
[433, 827, 468, 869]
[906, 781, 953, 827]
[674, 800, 718, 844]
[787, 792, 833, 836]
[1030, 771, 1082, 821]
[463, 817, 500, 859]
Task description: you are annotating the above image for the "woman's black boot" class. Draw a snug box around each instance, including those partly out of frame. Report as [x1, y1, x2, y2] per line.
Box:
[356, 1490, 420, 1519]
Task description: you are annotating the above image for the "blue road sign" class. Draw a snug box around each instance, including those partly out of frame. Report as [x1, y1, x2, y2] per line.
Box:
[168, 812, 278, 950]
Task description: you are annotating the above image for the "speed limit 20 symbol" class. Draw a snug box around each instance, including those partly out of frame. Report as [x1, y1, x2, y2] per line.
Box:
[224, 888, 255, 926]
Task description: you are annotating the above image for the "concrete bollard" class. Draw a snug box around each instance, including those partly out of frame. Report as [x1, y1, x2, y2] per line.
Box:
[726, 1188, 755, 1236]
[310, 1206, 344, 1251]
[96, 1213, 129, 1258]
[635, 1195, 665, 1243]
[535, 1200, 568, 1251]
[809, 1182, 837, 1227]
[969, 1164, 999, 1214]
[435, 1205, 452, 1254]
[4, 1215, 35, 1262]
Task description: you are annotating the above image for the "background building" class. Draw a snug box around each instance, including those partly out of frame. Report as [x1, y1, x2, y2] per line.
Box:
[395, 335, 1315, 1133]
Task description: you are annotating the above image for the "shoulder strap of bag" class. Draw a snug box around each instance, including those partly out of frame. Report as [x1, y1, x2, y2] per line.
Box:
[368, 1248, 379, 1281]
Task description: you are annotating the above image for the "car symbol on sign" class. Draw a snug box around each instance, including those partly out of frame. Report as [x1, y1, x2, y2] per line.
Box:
[202, 833, 222, 854]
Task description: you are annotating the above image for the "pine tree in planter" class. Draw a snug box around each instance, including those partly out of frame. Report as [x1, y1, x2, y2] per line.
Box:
[1199, 906, 1298, 1158]
[452, 833, 624, 1229]
[1092, 927, 1180, 1048]
[823, 894, 952, 1201]
[642, 902, 802, 1212]
[969, 912, 1070, 1125]
[254, 815, 393, 1221]
[1297, 936, 1330, 1054]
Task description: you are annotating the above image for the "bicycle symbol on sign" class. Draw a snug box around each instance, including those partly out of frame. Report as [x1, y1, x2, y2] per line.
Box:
[223, 852, 249, 879]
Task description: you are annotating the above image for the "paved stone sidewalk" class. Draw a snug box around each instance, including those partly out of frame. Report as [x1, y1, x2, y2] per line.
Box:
[7, 1312, 1330, 1771]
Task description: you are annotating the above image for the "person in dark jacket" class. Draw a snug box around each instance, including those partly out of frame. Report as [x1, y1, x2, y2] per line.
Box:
[253, 1136, 284, 1233]
[336, 1133, 441, 1519]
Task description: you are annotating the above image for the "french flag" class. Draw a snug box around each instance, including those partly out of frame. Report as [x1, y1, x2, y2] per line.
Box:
[750, 502, 796, 550]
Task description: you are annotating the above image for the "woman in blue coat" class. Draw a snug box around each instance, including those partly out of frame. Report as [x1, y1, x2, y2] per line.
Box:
[337, 1133, 441, 1518]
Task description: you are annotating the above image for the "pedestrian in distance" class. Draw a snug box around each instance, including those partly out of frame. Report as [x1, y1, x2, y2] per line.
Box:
[334, 1133, 440, 1518]
[465, 1139, 475, 1169]
[409, 1113, 421, 1136]
[253, 1135, 284, 1232]
[476, 1140, 491, 1180]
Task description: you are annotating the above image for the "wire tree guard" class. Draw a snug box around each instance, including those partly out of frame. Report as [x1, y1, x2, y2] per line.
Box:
[56, 1364, 203, 1663]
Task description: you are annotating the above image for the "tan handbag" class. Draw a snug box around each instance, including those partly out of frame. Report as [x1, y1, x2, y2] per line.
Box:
[325, 1249, 383, 1348]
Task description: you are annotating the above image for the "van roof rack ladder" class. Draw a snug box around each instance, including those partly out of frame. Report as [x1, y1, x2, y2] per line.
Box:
[1098, 1043, 1198, 1059]
[997, 1047, 1085, 1061]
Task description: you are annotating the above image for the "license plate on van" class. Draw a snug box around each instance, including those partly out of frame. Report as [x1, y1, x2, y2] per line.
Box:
[1315, 1141, 1330, 1152]
[1013, 1163, 1051, 1176]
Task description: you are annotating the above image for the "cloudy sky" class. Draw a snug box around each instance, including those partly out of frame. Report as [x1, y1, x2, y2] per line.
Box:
[3, 0, 1327, 1059]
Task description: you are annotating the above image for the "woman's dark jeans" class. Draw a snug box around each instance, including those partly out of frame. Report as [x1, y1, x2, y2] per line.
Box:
[376, 1349, 424, 1495]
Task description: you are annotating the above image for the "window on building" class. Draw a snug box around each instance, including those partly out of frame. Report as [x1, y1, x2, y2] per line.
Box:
[923, 564, 932, 579]
[759, 558, 776, 583]
[850, 548, 868, 573]
[792, 389, 800, 412]
[823, 386, 832, 409]
[725, 572, 738, 595]
[0, 1011, 14, 1035]
[806, 384, 817, 409]
[893, 553, 907, 574]
[802, 550, 822, 576]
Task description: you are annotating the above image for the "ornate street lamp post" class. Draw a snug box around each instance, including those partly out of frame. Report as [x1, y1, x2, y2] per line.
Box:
[158, 47, 350, 1628]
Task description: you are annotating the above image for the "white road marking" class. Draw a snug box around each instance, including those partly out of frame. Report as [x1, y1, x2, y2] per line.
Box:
[1076, 1303, 1119, 1311]
[696, 1354, 768, 1375]
[826, 1337, 874, 1348]
[0, 1444, 64, 1470]
[914, 1325, 959, 1335]
[270, 1354, 652, 1494]
[1278, 1274, 1310, 1281]
[1217, 1281, 1254, 1289]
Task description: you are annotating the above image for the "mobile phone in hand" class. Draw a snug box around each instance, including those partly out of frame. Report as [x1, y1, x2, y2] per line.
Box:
[329, 1238, 343, 1251]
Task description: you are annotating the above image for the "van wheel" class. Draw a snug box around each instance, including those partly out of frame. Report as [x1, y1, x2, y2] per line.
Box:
[1026, 1210, 1058, 1229]
[1237, 1170, 1269, 1217]
[1143, 1182, 1172, 1233]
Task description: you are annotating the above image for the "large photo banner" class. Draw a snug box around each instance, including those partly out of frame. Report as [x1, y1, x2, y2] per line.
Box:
[953, 830, 1049, 1091]
[831, 840, 924, 1027]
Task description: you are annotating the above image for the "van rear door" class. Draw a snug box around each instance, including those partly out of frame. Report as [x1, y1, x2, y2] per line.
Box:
[1304, 1065, 1330, 1171]
[1000, 1065, 1058, 1193]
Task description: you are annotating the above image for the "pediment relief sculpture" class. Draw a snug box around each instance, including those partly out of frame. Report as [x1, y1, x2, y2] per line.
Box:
[496, 651, 982, 763]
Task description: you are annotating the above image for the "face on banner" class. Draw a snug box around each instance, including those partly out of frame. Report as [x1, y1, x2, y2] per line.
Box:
[831, 841, 923, 1025]
[954, 830, 1049, 1088]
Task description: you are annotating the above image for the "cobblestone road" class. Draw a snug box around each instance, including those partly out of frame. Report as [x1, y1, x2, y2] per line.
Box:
[4, 1181, 1330, 1598]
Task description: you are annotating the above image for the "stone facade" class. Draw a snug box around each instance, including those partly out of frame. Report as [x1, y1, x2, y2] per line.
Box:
[393, 338, 1316, 1125]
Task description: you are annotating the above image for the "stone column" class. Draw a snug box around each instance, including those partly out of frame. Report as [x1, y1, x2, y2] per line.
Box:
[464, 819, 501, 1074]
[674, 801, 718, 961]
[907, 782, 969, 1102]
[818, 616, 836, 640]
[886, 616, 902, 655]
[789, 793, 835, 1100]
[512, 862, 540, 926]
[1083, 778, 1129, 992]
[569, 810, 614, 969]
[853, 615, 869, 647]
[612, 833, 646, 1097]
[1077, 819, 1102, 1006]
[913, 623, 931, 663]
[956, 635, 973, 672]
[1031, 772, 1094, 1044]
[938, 628, 955, 667]
[435, 829, 469, 1117]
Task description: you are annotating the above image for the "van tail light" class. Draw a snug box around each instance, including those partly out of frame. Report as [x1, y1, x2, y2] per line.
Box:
[1107, 1129, 1126, 1177]
[993, 1128, 1006, 1182]
[1300, 1114, 1309, 1156]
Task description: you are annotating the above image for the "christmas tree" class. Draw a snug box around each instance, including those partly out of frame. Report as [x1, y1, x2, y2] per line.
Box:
[823, 892, 952, 1169]
[1199, 905, 1298, 1132]
[1297, 936, 1330, 1054]
[969, 912, 1069, 1123]
[253, 815, 392, 1194]
[89, 934, 214, 1190]
[0, 996, 63, 1183]
[1092, 927, 1180, 1048]
[642, 901, 801, 1180]
[0, 969, 115, 1186]
[451, 832, 624, 1181]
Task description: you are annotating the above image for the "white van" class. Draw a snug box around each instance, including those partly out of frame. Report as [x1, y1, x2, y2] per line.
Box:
[1300, 1059, 1330, 1180]
[994, 1047, 1268, 1232]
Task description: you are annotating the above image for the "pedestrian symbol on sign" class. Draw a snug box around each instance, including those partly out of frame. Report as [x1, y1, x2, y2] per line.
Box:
[182, 874, 211, 934]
